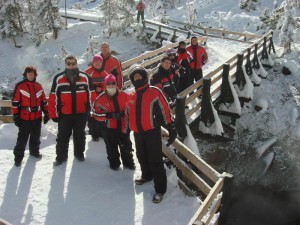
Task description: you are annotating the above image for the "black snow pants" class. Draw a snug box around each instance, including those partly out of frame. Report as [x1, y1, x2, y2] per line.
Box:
[134, 128, 167, 194]
[14, 118, 42, 163]
[101, 126, 134, 168]
[56, 114, 87, 161]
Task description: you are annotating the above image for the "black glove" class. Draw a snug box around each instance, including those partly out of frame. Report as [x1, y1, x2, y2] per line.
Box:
[43, 112, 49, 124]
[13, 114, 22, 127]
[52, 117, 59, 123]
[166, 122, 177, 146]
[112, 112, 124, 120]
[106, 112, 113, 119]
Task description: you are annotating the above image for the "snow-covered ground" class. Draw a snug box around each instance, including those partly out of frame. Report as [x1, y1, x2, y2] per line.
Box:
[1, 0, 300, 224]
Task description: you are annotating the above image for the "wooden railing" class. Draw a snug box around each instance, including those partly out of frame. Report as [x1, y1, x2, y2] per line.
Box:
[0, 27, 275, 225]
[166, 19, 262, 43]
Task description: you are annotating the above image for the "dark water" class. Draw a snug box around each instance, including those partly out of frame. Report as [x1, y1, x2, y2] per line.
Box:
[224, 184, 300, 225]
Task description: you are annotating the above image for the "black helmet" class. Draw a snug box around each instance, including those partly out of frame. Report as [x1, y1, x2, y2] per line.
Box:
[129, 65, 148, 82]
[128, 65, 148, 88]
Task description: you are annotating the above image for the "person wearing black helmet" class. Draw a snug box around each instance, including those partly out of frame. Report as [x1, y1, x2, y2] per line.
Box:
[124, 65, 177, 203]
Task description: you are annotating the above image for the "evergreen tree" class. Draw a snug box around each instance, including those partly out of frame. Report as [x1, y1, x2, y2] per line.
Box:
[26, 0, 63, 46]
[97, 0, 134, 36]
[279, 0, 299, 54]
[259, 7, 284, 30]
[239, 0, 260, 12]
[0, 0, 24, 47]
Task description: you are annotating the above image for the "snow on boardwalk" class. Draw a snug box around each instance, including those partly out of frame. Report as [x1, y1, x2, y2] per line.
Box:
[0, 122, 199, 225]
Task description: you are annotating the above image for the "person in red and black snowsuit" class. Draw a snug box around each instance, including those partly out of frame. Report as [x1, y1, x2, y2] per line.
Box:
[99, 42, 123, 90]
[165, 48, 180, 90]
[150, 55, 177, 107]
[12, 66, 49, 167]
[85, 54, 109, 142]
[48, 55, 94, 166]
[124, 65, 177, 203]
[186, 36, 208, 84]
[136, 0, 146, 23]
[176, 41, 193, 93]
[92, 74, 135, 170]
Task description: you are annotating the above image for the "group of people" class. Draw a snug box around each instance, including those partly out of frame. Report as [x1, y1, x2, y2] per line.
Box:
[11, 37, 208, 203]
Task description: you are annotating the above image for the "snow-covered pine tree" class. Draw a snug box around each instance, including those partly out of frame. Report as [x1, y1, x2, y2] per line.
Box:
[26, 0, 63, 46]
[0, 0, 24, 47]
[279, 0, 299, 54]
[239, 0, 260, 12]
[83, 34, 99, 64]
[259, 5, 285, 30]
[97, 0, 134, 36]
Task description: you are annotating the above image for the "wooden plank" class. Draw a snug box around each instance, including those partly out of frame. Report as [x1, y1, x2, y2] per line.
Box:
[167, 19, 262, 39]
[0, 100, 12, 107]
[202, 194, 222, 225]
[188, 176, 225, 225]
[162, 144, 212, 195]
[161, 127, 221, 182]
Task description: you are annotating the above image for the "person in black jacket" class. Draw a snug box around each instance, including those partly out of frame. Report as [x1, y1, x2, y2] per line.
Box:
[150, 55, 177, 107]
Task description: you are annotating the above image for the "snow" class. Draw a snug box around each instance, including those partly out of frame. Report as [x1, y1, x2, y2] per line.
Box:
[1, 0, 300, 224]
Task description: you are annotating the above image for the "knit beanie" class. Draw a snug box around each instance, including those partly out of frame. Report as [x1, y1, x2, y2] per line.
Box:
[92, 55, 103, 63]
[104, 74, 116, 86]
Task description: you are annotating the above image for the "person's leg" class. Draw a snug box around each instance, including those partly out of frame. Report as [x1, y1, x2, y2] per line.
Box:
[29, 119, 42, 156]
[73, 114, 88, 159]
[134, 132, 152, 179]
[144, 129, 166, 194]
[101, 126, 121, 169]
[88, 116, 99, 141]
[56, 116, 73, 161]
[119, 132, 135, 169]
[141, 11, 144, 21]
[14, 120, 30, 164]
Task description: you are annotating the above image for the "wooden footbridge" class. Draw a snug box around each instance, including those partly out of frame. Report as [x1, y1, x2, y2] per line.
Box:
[0, 17, 276, 225]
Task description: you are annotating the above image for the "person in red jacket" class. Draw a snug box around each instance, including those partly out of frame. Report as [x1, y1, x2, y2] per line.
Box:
[99, 42, 123, 90]
[136, 0, 146, 23]
[186, 36, 208, 84]
[48, 55, 94, 166]
[92, 74, 135, 170]
[85, 54, 109, 142]
[12, 66, 49, 167]
[124, 65, 177, 204]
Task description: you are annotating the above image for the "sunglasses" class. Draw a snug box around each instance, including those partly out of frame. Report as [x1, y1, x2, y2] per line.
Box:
[169, 54, 176, 57]
[66, 62, 77, 66]
[106, 82, 116, 85]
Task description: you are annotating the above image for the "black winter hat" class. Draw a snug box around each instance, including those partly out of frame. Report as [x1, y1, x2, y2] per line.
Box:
[129, 65, 148, 83]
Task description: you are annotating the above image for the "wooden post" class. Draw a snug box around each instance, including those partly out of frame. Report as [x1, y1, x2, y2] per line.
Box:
[175, 96, 188, 141]
[268, 32, 276, 54]
[245, 48, 253, 76]
[200, 78, 215, 127]
[252, 44, 260, 70]
[234, 54, 246, 89]
[142, 20, 146, 29]
[261, 36, 268, 60]
[219, 64, 234, 105]
[218, 174, 233, 225]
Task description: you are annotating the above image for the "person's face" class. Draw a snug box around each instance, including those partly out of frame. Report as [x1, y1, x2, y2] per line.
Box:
[100, 44, 110, 56]
[161, 59, 171, 70]
[93, 61, 102, 69]
[133, 73, 142, 81]
[65, 59, 77, 69]
[179, 44, 186, 49]
[26, 72, 35, 81]
[191, 38, 198, 45]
